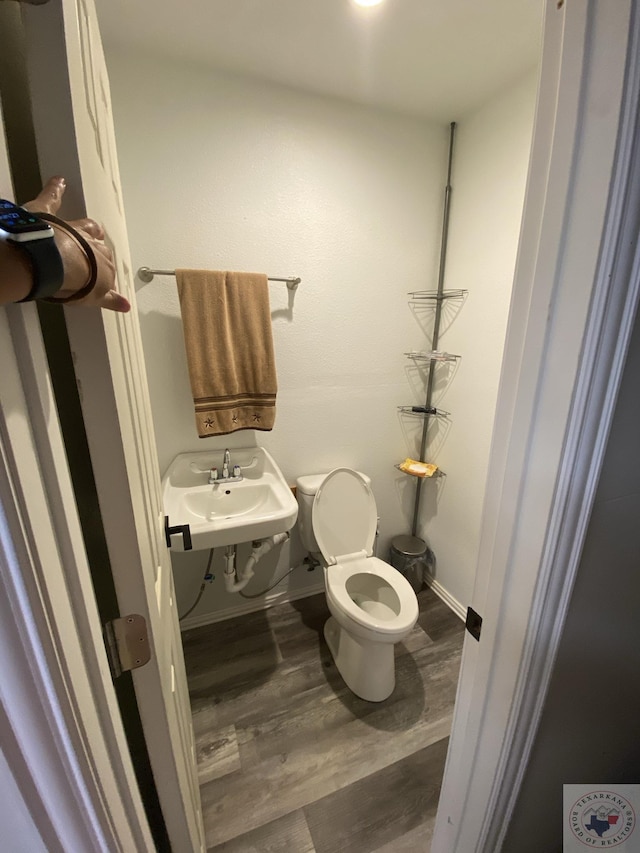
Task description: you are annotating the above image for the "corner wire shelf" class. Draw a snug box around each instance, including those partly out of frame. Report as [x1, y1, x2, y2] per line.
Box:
[400, 122, 458, 534]
[404, 350, 460, 363]
[394, 463, 446, 479]
[408, 288, 467, 302]
[397, 405, 450, 418]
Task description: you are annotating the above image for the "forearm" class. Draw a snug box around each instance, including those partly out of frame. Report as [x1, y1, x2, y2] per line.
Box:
[0, 239, 33, 304]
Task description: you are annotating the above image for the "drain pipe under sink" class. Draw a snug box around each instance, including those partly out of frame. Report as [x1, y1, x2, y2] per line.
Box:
[224, 532, 290, 593]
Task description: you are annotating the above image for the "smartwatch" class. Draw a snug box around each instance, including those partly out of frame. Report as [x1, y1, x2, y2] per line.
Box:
[0, 199, 65, 301]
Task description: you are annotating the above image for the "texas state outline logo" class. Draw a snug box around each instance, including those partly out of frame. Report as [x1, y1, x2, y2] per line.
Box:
[566, 788, 637, 849]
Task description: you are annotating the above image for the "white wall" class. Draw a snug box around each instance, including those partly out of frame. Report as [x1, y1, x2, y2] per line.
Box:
[420, 72, 537, 610]
[107, 49, 449, 621]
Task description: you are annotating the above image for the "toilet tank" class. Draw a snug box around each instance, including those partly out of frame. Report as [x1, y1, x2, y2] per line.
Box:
[295, 474, 327, 554]
[295, 471, 372, 556]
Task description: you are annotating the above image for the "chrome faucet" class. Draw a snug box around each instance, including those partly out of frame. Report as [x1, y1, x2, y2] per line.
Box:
[210, 449, 242, 484]
[222, 448, 231, 478]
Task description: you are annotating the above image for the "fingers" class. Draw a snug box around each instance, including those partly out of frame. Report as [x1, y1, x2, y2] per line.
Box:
[64, 219, 111, 260]
[25, 183, 106, 244]
[89, 239, 113, 262]
[23, 176, 66, 214]
[100, 290, 131, 314]
[69, 216, 113, 263]
[27, 182, 110, 263]
[82, 243, 129, 313]
[69, 218, 112, 264]
[70, 217, 105, 240]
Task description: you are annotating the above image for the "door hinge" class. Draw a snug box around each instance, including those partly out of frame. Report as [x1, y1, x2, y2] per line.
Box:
[465, 606, 482, 641]
[104, 614, 151, 678]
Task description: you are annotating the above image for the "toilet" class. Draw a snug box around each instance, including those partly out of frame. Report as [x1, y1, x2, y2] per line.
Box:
[296, 468, 419, 702]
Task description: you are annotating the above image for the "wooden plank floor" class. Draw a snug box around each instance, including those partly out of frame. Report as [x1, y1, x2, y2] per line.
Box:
[182, 588, 465, 852]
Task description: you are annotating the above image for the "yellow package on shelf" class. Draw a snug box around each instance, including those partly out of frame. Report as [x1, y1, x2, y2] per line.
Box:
[398, 458, 439, 478]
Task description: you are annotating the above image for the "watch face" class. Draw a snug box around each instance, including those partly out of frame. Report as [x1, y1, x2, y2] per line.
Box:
[0, 201, 47, 234]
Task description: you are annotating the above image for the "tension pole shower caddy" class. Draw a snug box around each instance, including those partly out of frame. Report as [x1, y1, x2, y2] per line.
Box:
[397, 121, 465, 545]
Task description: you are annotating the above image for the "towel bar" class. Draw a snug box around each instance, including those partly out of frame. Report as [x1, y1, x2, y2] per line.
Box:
[137, 266, 301, 290]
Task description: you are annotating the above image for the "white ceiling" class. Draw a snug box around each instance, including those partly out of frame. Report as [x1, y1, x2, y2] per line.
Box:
[96, 0, 543, 122]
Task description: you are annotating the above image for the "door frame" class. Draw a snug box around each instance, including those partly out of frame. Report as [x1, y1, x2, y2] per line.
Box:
[2, 0, 639, 849]
[433, 2, 640, 849]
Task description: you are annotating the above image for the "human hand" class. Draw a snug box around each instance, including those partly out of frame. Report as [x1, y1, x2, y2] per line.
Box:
[24, 176, 131, 313]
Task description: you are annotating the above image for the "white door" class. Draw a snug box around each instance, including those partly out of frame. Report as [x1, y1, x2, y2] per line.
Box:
[0, 111, 156, 850]
[22, 2, 204, 850]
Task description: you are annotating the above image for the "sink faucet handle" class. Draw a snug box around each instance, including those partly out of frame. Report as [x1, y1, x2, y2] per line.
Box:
[208, 467, 218, 484]
[233, 464, 242, 478]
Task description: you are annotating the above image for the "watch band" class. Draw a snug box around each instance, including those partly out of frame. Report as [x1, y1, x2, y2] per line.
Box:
[14, 232, 65, 302]
[0, 199, 66, 302]
[1, 200, 100, 304]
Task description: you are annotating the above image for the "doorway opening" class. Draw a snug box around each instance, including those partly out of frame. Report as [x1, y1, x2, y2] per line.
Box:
[95, 0, 543, 847]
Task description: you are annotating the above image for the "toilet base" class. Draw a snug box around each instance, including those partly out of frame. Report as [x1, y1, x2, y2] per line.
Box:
[324, 616, 395, 702]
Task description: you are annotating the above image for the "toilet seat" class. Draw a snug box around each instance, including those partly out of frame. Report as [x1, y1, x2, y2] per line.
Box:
[325, 555, 419, 636]
[312, 468, 377, 564]
[312, 468, 418, 636]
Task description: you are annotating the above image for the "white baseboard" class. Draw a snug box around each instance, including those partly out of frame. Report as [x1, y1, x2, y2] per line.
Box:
[179, 581, 326, 632]
[424, 574, 466, 622]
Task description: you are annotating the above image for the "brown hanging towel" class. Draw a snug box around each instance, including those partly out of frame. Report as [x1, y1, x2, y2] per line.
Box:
[176, 269, 277, 437]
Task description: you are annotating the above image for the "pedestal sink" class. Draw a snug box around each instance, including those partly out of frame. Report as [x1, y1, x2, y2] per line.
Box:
[162, 447, 298, 551]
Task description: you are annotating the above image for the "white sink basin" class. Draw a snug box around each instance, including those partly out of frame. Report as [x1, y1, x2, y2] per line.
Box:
[162, 447, 298, 551]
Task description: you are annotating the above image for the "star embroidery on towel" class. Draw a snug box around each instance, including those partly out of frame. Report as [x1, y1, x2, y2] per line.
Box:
[232, 413, 239, 424]
[203, 417, 215, 429]
[252, 413, 261, 424]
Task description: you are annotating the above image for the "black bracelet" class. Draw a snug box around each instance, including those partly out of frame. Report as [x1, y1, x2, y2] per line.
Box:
[36, 213, 99, 303]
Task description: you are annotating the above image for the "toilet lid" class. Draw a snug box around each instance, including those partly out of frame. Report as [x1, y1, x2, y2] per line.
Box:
[312, 468, 377, 565]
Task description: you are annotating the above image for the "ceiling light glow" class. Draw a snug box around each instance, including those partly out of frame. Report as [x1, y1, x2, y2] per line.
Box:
[353, 0, 385, 7]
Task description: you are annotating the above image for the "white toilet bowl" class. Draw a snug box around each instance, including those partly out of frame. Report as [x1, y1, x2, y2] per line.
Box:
[298, 468, 419, 702]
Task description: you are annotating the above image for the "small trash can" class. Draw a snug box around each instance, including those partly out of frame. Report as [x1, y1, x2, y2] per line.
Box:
[389, 534, 434, 593]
